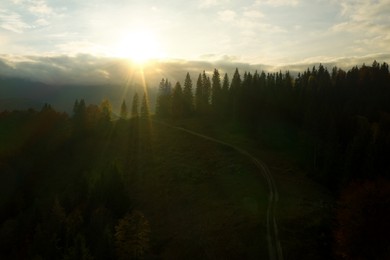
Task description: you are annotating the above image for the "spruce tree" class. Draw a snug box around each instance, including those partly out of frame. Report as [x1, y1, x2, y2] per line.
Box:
[155, 78, 172, 118]
[131, 93, 139, 118]
[183, 72, 194, 116]
[100, 98, 112, 122]
[211, 69, 222, 114]
[195, 73, 203, 114]
[229, 68, 242, 118]
[72, 99, 87, 133]
[221, 73, 230, 117]
[73, 99, 80, 118]
[140, 92, 150, 118]
[202, 71, 211, 108]
[172, 81, 184, 118]
[120, 100, 128, 120]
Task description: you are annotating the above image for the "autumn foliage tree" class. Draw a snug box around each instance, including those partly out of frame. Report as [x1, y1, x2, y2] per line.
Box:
[334, 179, 390, 259]
[114, 211, 151, 260]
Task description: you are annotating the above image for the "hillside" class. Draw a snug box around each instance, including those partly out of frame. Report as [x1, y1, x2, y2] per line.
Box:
[0, 77, 156, 113]
[0, 104, 335, 259]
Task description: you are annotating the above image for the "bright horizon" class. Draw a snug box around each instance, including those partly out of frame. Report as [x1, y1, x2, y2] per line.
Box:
[2, 0, 390, 63]
[1, 0, 390, 85]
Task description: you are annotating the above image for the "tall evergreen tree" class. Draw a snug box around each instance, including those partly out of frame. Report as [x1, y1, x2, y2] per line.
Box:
[229, 68, 242, 118]
[155, 78, 172, 118]
[195, 73, 203, 114]
[183, 72, 194, 116]
[98, 98, 112, 130]
[202, 71, 211, 108]
[140, 92, 150, 118]
[172, 82, 184, 118]
[131, 93, 139, 118]
[211, 69, 222, 114]
[221, 73, 230, 117]
[100, 98, 112, 122]
[73, 99, 80, 118]
[72, 99, 87, 132]
[194, 71, 212, 114]
[231, 68, 242, 91]
[222, 73, 230, 93]
[120, 100, 128, 120]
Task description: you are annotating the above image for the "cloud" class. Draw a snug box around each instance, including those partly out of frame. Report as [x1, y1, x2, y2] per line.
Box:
[254, 0, 299, 7]
[1, 53, 389, 89]
[55, 41, 107, 56]
[198, 0, 229, 8]
[0, 10, 31, 33]
[330, 0, 390, 54]
[27, 0, 54, 15]
[243, 10, 264, 19]
[272, 53, 390, 73]
[0, 0, 61, 34]
[0, 54, 263, 87]
[333, 0, 390, 33]
[199, 54, 240, 63]
[217, 10, 236, 22]
[0, 54, 116, 85]
[216, 6, 284, 35]
[35, 18, 49, 26]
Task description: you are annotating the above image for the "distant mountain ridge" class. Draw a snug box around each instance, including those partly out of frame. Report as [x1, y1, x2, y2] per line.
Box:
[0, 76, 154, 113]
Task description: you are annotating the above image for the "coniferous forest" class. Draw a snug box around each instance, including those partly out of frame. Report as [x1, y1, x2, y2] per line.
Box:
[1, 61, 390, 259]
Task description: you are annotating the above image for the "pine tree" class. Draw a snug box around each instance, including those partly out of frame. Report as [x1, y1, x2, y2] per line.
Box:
[155, 78, 172, 118]
[131, 93, 139, 118]
[229, 68, 242, 118]
[72, 99, 87, 133]
[202, 71, 211, 108]
[195, 73, 203, 114]
[194, 71, 211, 114]
[172, 81, 184, 118]
[120, 100, 128, 120]
[183, 72, 194, 116]
[221, 73, 230, 117]
[231, 68, 242, 92]
[211, 69, 222, 114]
[222, 73, 230, 93]
[100, 98, 112, 122]
[73, 99, 79, 118]
[140, 92, 150, 118]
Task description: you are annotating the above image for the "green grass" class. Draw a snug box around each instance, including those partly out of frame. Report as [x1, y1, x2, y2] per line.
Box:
[126, 120, 270, 259]
[162, 117, 335, 259]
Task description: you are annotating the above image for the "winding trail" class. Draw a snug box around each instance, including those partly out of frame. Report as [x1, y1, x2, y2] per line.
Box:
[154, 120, 284, 260]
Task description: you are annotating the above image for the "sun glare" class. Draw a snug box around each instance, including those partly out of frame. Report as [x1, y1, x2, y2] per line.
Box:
[113, 30, 163, 63]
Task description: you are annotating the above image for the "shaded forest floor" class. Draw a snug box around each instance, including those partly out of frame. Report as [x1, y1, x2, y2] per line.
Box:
[128, 119, 269, 259]
[160, 116, 335, 259]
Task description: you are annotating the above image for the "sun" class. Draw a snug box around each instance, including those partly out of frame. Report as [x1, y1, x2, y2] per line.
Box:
[112, 30, 163, 63]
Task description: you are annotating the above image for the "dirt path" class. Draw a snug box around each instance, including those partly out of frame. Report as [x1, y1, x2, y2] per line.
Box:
[154, 120, 284, 260]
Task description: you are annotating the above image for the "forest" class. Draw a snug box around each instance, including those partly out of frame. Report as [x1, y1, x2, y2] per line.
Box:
[155, 61, 390, 189]
[1, 61, 389, 259]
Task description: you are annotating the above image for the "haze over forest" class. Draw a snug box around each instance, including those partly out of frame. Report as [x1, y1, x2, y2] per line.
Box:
[1, 0, 389, 84]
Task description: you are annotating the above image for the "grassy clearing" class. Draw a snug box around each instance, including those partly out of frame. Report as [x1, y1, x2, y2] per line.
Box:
[128, 120, 270, 259]
[165, 117, 335, 259]
[265, 152, 334, 260]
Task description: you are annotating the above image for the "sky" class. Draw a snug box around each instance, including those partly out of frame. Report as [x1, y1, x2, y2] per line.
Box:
[1, 0, 390, 85]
